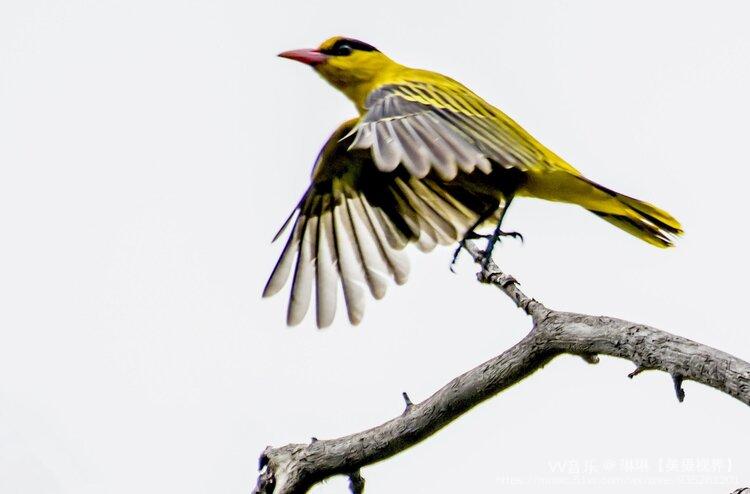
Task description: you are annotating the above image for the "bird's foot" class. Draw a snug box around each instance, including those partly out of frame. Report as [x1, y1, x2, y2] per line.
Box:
[494, 230, 524, 244]
[451, 230, 525, 272]
[450, 232, 490, 272]
[481, 230, 524, 270]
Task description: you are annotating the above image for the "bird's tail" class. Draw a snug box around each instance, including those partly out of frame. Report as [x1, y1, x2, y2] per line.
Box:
[581, 178, 683, 247]
[521, 171, 683, 247]
[588, 192, 683, 248]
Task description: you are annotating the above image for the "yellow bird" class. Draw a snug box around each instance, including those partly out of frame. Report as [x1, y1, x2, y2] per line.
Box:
[265, 36, 682, 328]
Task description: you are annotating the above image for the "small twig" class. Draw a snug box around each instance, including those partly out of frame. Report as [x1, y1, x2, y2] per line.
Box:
[348, 470, 365, 494]
[254, 455, 274, 494]
[672, 374, 686, 403]
[463, 241, 547, 322]
[402, 392, 413, 413]
[580, 353, 600, 364]
[628, 366, 646, 379]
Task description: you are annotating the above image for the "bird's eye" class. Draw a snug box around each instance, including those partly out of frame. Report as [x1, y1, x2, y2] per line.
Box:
[335, 44, 352, 56]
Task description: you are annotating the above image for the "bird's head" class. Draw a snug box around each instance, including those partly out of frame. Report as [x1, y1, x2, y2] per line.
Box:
[278, 36, 397, 112]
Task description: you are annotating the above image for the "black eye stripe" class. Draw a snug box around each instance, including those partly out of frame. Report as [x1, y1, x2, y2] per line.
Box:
[321, 38, 379, 56]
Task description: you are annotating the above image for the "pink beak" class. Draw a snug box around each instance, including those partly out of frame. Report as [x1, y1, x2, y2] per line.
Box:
[278, 48, 329, 66]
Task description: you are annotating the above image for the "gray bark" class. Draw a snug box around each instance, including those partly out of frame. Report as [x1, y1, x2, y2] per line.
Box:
[253, 241, 750, 494]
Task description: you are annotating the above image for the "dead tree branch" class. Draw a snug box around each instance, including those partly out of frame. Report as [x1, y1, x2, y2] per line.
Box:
[253, 241, 750, 493]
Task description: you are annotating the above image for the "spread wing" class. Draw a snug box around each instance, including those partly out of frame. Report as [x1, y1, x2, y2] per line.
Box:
[348, 80, 579, 180]
[263, 118, 505, 328]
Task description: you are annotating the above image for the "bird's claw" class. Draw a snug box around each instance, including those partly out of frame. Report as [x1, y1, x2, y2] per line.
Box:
[449, 241, 466, 273]
[465, 232, 492, 241]
[500, 230, 524, 243]
[450, 232, 492, 272]
[450, 230, 525, 272]
[480, 230, 524, 270]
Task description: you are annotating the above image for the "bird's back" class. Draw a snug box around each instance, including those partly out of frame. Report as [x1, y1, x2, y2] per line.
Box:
[367, 65, 583, 177]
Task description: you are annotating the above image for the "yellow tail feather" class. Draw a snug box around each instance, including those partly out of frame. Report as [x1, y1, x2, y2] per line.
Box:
[519, 170, 683, 247]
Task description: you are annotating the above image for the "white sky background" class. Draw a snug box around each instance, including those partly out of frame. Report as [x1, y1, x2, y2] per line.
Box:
[1, 0, 749, 492]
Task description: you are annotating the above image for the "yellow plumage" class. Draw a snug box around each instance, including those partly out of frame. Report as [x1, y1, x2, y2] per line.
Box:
[267, 37, 682, 327]
[313, 36, 681, 245]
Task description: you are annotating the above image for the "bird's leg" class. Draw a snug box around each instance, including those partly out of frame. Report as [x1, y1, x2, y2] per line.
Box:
[450, 231, 490, 272]
[481, 223, 523, 270]
[450, 201, 499, 272]
[479, 195, 523, 269]
[451, 196, 524, 271]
